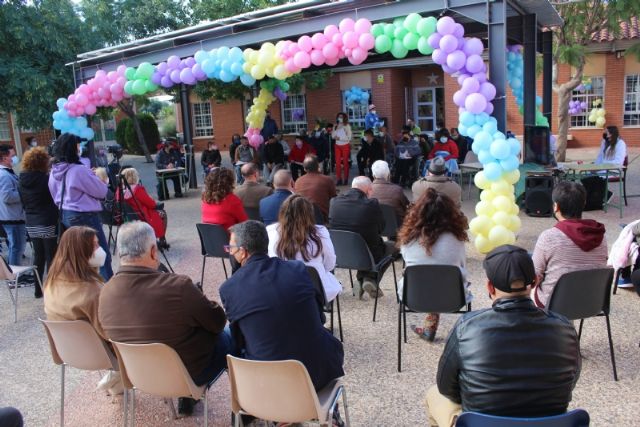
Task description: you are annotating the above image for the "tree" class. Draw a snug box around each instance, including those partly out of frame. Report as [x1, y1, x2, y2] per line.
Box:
[551, 0, 640, 161]
[191, 0, 288, 22]
[117, 97, 154, 162]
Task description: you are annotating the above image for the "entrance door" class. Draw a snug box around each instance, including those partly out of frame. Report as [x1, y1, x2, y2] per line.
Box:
[413, 87, 438, 134]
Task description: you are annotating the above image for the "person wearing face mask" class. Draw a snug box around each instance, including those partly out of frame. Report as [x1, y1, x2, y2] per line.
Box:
[449, 128, 468, 163]
[364, 104, 380, 132]
[289, 135, 316, 181]
[44, 226, 123, 396]
[48, 134, 112, 280]
[229, 133, 241, 165]
[100, 222, 231, 415]
[394, 130, 421, 188]
[427, 128, 459, 162]
[26, 136, 38, 150]
[331, 112, 352, 186]
[308, 120, 330, 174]
[220, 220, 344, 394]
[201, 141, 222, 175]
[379, 125, 395, 167]
[0, 144, 26, 268]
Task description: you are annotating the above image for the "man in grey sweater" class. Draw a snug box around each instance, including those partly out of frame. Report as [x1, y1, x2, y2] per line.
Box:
[0, 145, 26, 266]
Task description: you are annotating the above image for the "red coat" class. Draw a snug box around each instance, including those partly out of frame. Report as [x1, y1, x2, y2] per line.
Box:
[116, 185, 166, 238]
[428, 139, 459, 161]
[289, 142, 316, 164]
[201, 193, 248, 231]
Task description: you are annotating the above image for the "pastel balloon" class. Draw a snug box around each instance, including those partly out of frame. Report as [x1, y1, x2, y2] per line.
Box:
[323, 43, 339, 59]
[488, 225, 514, 247]
[475, 235, 493, 254]
[490, 141, 510, 160]
[436, 16, 456, 35]
[417, 16, 437, 37]
[339, 18, 355, 33]
[311, 33, 327, 50]
[293, 51, 311, 69]
[417, 37, 434, 55]
[390, 39, 408, 59]
[465, 93, 487, 114]
[403, 13, 422, 32]
[503, 169, 521, 185]
[475, 200, 495, 217]
[500, 155, 520, 172]
[324, 24, 340, 39]
[469, 215, 493, 236]
[298, 35, 313, 52]
[403, 33, 419, 50]
[351, 47, 368, 63]
[310, 49, 325, 66]
[466, 55, 485, 73]
[359, 33, 375, 50]
[462, 76, 480, 94]
[453, 90, 466, 107]
[439, 34, 458, 53]
[343, 31, 359, 49]
[483, 162, 502, 181]
[474, 171, 491, 190]
[354, 18, 372, 33]
[431, 48, 447, 65]
[463, 38, 484, 56]
[479, 82, 497, 101]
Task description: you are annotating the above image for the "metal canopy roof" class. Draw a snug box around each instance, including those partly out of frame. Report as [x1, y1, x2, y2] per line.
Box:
[69, 0, 562, 83]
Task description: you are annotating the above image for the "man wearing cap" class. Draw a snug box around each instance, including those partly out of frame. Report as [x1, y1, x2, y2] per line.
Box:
[425, 244, 581, 427]
[364, 104, 380, 132]
[412, 157, 462, 206]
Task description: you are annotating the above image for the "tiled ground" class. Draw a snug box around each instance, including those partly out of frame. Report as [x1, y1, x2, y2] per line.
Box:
[1, 148, 639, 426]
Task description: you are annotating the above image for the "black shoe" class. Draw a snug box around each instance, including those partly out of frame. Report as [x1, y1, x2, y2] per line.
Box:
[34, 289, 43, 299]
[178, 397, 196, 415]
[174, 193, 184, 198]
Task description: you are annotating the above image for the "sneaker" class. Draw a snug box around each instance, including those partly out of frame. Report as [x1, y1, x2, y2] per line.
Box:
[357, 281, 370, 301]
[362, 280, 383, 298]
[178, 397, 196, 415]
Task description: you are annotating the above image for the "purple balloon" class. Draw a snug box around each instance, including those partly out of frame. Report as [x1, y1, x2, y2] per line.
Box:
[453, 23, 465, 38]
[453, 90, 466, 107]
[463, 38, 484, 56]
[274, 87, 287, 101]
[439, 34, 458, 54]
[160, 76, 173, 88]
[466, 54, 484, 73]
[432, 48, 447, 65]
[170, 69, 182, 84]
[473, 72, 487, 83]
[462, 76, 480, 94]
[457, 73, 470, 85]
[442, 64, 455, 75]
[447, 50, 467, 71]
[167, 55, 181, 69]
[580, 101, 587, 109]
[151, 72, 162, 85]
[457, 37, 465, 50]
[484, 101, 494, 115]
[428, 33, 442, 50]
[465, 93, 487, 114]
[156, 62, 168, 74]
[437, 16, 456, 35]
[479, 82, 496, 101]
[192, 64, 206, 80]
[184, 57, 196, 67]
[180, 68, 195, 85]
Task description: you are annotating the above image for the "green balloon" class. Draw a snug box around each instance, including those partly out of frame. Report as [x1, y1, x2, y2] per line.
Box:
[371, 23, 384, 37]
[138, 62, 154, 79]
[403, 32, 419, 50]
[403, 13, 422, 33]
[390, 39, 408, 59]
[394, 26, 408, 40]
[125, 67, 136, 80]
[375, 35, 392, 54]
[124, 80, 134, 95]
[417, 36, 434, 55]
[132, 79, 146, 95]
[393, 17, 404, 28]
[144, 80, 158, 92]
[384, 23, 395, 38]
[417, 16, 437, 37]
[282, 82, 290, 91]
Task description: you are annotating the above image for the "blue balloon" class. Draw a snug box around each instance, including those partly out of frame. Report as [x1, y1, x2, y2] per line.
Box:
[467, 124, 482, 138]
[484, 162, 503, 181]
[201, 59, 216, 75]
[194, 50, 209, 63]
[473, 131, 492, 151]
[493, 131, 506, 140]
[229, 47, 243, 62]
[475, 112, 490, 125]
[507, 137, 521, 156]
[458, 124, 468, 136]
[230, 62, 244, 76]
[459, 111, 475, 127]
[500, 155, 520, 172]
[489, 140, 510, 160]
[362, 92, 370, 101]
[217, 46, 230, 59]
[240, 74, 256, 87]
[478, 150, 496, 165]
[56, 98, 67, 109]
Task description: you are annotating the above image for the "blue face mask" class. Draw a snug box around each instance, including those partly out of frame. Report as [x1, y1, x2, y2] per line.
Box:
[11, 156, 18, 166]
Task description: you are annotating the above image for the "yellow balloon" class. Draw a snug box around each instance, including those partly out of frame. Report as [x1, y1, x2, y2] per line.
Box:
[491, 180, 512, 196]
[274, 64, 288, 81]
[507, 214, 521, 232]
[480, 189, 496, 203]
[492, 195, 512, 212]
[474, 235, 493, 254]
[503, 169, 520, 185]
[250, 51, 259, 63]
[492, 211, 510, 227]
[510, 203, 520, 216]
[261, 42, 276, 53]
[475, 200, 495, 217]
[258, 51, 272, 67]
[243, 48, 254, 61]
[488, 225, 514, 247]
[597, 109, 606, 117]
[469, 215, 493, 236]
[595, 117, 606, 128]
[474, 171, 490, 190]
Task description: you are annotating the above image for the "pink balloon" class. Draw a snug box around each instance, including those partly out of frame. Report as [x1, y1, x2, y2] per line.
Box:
[332, 33, 343, 47]
[462, 76, 480, 94]
[446, 50, 467, 70]
[66, 101, 77, 111]
[339, 18, 355, 33]
[85, 104, 97, 115]
[431, 48, 447, 65]
[358, 33, 375, 50]
[351, 47, 367, 62]
[428, 33, 442, 49]
[97, 88, 108, 99]
[466, 54, 484, 73]
[322, 43, 339, 60]
[293, 51, 311, 69]
[465, 93, 487, 114]
[484, 102, 494, 115]
[354, 18, 372, 34]
[68, 94, 76, 103]
[116, 77, 127, 86]
[249, 134, 263, 148]
[285, 58, 299, 73]
[107, 71, 117, 80]
[76, 94, 88, 106]
[349, 56, 366, 66]
[311, 33, 327, 50]
[325, 56, 340, 66]
[116, 65, 127, 75]
[343, 31, 358, 49]
[324, 25, 340, 39]
[479, 82, 497, 101]
[288, 43, 301, 56]
[439, 34, 458, 54]
[110, 83, 121, 93]
[436, 16, 456, 35]
[310, 49, 325, 66]
[453, 90, 466, 107]
[453, 23, 465, 38]
[298, 35, 313, 53]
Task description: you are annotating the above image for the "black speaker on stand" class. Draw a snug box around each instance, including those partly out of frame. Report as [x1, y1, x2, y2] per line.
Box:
[525, 174, 554, 217]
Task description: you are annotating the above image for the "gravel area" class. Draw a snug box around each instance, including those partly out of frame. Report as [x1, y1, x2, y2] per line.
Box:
[1, 148, 639, 426]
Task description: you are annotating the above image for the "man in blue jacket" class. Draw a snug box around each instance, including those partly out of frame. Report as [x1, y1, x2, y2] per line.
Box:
[258, 170, 293, 225]
[0, 145, 25, 266]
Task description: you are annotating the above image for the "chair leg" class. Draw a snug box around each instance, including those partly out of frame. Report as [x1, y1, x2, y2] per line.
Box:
[342, 388, 351, 427]
[165, 398, 178, 419]
[613, 269, 620, 295]
[348, 270, 354, 296]
[336, 295, 344, 342]
[605, 314, 618, 381]
[623, 173, 628, 206]
[397, 303, 402, 372]
[61, 363, 65, 427]
[372, 280, 380, 322]
[578, 319, 584, 342]
[123, 388, 128, 427]
[113, 226, 119, 255]
[14, 273, 19, 323]
[329, 302, 334, 335]
[131, 388, 136, 427]
[392, 261, 399, 303]
[221, 258, 228, 279]
[203, 388, 208, 427]
[403, 305, 407, 344]
[200, 257, 206, 291]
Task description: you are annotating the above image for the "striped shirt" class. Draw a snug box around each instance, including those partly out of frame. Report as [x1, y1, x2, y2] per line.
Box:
[26, 225, 57, 239]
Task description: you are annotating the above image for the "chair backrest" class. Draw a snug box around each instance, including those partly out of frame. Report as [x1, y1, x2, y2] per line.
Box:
[455, 409, 590, 427]
[0, 255, 15, 280]
[122, 202, 142, 222]
[39, 319, 116, 370]
[227, 355, 321, 424]
[379, 204, 399, 238]
[403, 265, 466, 313]
[547, 268, 614, 319]
[111, 341, 200, 398]
[196, 223, 230, 258]
[306, 266, 328, 308]
[463, 150, 479, 164]
[328, 229, 375, 271]
[313, 204, 325, 225]
[245, 207, 261, 221]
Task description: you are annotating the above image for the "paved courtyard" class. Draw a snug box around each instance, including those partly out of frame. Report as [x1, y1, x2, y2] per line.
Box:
[1, 147, 639, 426]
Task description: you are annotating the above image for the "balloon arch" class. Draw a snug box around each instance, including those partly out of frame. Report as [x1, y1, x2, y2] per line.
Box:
[52, 13, 523, 254]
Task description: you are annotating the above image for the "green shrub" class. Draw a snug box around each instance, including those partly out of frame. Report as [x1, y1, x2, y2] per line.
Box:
[115, 117, 130, 147]
[120, 113, 161, 155]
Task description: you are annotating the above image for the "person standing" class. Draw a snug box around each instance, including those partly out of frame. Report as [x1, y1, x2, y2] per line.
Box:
[229, 134, 241, 166]
[331, 112, 352, 186]
[260, 111, 279, 141]
[364, 104, 380, 132]
[48, 134, 112, 280]
[262, 135, 285, 184]
[0, 145, 26, 267]
[18, 147, 59, 297]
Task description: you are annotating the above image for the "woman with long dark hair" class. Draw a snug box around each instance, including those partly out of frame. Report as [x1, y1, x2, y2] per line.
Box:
[48, 134, 111, 279]
[596, 125, 626, 166]
[396, 188, 470, 341]
[201, 167, 248, 230]
[331, 112, 352, 186]
[266, 195, 341, 302]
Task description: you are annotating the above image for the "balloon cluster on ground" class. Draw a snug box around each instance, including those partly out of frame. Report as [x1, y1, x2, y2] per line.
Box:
[64, 66, 129, 117]
[506, 45, 548, 127]
[245, 88, 277, 148]
[568, 99, 587, 115]
[344, 86, 370, 105]
[53, 98, 95, 141]
[588, 99, 606, 128]
[371, 13, 437, 58]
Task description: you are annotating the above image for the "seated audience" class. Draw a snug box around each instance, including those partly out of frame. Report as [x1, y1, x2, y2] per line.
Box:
[234, 136, 257, 184]
[412, 157, 462, 207]
[329, 176, 394, 300]
[259, 170, 294, 226]
[267, 195, 342, 302]
[532, 181, 607, 307]
[370, 160, 409, 224]
[294, 155, 337, 221]
[450, 128, 468, 163]
[394, 129, 421, 187]
[234, 163, 273, 211]
[428, 128, 459, 162]
[220, 220, 344, 391]
[201, 168, 248, 231]
[397, 188, 469, 342]
[608, 220, 640, 289]
[44, 226, 122, 395]
[99, 222, 231, 415]
[262, 135, 285, 184]
[289, 135, 316, 181]
[379, 125, 395, 167]
[426, 244, 581, 425]
[155, 141, 183, 200]
[201, 141, 222, 175]
[116, 168, 169, 250]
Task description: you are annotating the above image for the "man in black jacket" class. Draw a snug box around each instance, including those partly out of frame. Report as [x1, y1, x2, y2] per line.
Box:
[262, 135, 285, 184]
[426, 245, 581, 427]
[200, 141, 221, 175]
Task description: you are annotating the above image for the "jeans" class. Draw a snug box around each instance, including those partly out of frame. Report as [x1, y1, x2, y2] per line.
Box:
[31, 237, 57, 289]
[61, 210, 113, 280]
[0, 407, 23, 427]
[192, 328, 235, 386]
[234, 164, 245, 185]
[3, 224, 26, 266]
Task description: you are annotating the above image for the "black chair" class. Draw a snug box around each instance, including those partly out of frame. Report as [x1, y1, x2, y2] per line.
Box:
[398, 265, 471, 372]
[306, 266, 343, 342]
[455, 408, 590, 426]
[547, 268, 617, 381]
[379, 204, 399, 239]
[195, 223, 231, 291]
[313, 204, 326, 225]
[329, 229, 396, 322]
[244, 207, 261, 221]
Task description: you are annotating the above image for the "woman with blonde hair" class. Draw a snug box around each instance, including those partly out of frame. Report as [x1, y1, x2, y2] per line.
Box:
[267, 195, 341, 302]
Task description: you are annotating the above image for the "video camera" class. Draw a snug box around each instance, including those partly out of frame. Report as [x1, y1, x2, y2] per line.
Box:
[107, 144, 124, 160]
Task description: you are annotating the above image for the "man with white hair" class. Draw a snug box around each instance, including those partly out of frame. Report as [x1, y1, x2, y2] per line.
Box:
[99, 221, 231, 416]
[329, 176, 394, 299]
[370, 160, 410, 223]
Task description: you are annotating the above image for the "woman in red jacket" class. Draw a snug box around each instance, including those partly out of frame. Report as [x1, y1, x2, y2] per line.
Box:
[289, 135, 316, 180]
[427, 128, 459, 161]
[117, 168, 169, 249]
[201, 167, 248, 231]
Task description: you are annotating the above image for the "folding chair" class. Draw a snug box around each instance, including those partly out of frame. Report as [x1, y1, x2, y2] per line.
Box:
[195, 223, 230, 289]
[456, 408, 590, 427]
[307, 266, 343, 342]
[1, 256, 42, 322]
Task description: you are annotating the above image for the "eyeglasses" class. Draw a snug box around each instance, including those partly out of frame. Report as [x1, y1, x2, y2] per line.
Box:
[223, 244, 241, 253]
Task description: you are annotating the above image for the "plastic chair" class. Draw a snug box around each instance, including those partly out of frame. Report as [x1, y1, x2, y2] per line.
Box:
[195, 223, 230, 290]
[227, 355, 350, 427]
[40, 319, 119, 427]
[547, 268, 617, 380]
[244, 207, 261, 221]
[398, 265, 471, 372]
[455, 409, 590, 426]
[606, 156, 627, 206]
[329, 229, 396, 322]
[379, 204, 400, 239]
[0, 256, 42, 322]
[307, 266, 343, 342]
[111, 341, 222, 427]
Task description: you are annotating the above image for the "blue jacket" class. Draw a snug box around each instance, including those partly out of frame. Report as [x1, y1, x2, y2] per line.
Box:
[0, 167, 25, 223]
[219, 255, 344, 390]
[364, 112, 380, 131]
[259, 189, 292, 225]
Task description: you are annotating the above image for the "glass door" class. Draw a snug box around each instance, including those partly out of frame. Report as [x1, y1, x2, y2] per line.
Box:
[413, 87, 441, 134]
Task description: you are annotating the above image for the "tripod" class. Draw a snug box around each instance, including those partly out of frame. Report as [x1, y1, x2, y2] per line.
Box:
[111, 172, 174, 273]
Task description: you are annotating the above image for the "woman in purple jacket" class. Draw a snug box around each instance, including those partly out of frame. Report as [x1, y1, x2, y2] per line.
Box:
[48, 134, 112, 279]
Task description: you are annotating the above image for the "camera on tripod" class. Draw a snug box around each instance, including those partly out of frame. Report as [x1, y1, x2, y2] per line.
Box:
[107, 144, 124, 160]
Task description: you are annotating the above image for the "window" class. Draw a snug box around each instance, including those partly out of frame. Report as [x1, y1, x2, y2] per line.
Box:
[192, 102, 213, 137]
[341, 90, 372, 131]
[0, 112, 11, 141]
[570, 76, 605, 128]
[624, 75, 640, 126]
[281, 94, 307, 133]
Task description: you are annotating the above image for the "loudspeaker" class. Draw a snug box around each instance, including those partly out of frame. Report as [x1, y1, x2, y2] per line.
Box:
[525, 175, 554, 217]
[524, 126, 551, 165]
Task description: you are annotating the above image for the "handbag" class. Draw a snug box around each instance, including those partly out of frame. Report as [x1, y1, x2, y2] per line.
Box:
[56, 171, 68, 243]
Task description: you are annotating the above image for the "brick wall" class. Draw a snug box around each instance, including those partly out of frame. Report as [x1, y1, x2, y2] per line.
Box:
[0, 112, 56, 153]
[370, 68, 410, 139]
[443, 72, 459, 131]
[306, 73, 342, 127]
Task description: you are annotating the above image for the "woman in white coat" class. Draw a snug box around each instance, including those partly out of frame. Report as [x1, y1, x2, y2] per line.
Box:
[267, 195, 342, 302]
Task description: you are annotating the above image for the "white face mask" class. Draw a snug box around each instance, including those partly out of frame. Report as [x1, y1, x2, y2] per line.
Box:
[371, 110, 376, 115]
[89, 247, 107, 268]
[11, 156, 18, 166]
[295, 140, 303, 148]
[440, 137, 448, 143]
[337, 117, 343, 124]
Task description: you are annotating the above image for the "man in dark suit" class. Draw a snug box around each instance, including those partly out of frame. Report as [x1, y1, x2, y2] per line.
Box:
[329, 176, 394, 300]
[259, 170, 293, 225]
[294, 155, 337, 221]
[220, 220, 344, 391]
